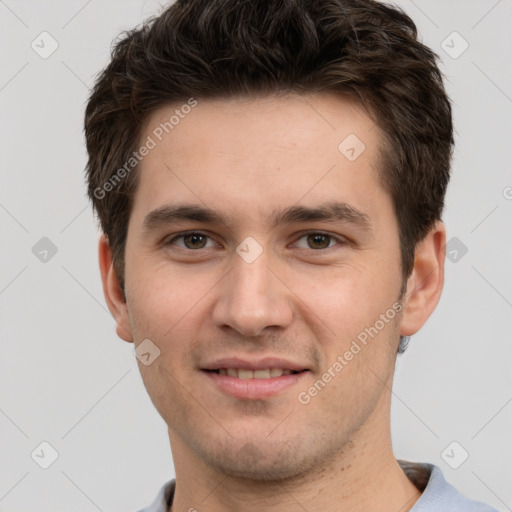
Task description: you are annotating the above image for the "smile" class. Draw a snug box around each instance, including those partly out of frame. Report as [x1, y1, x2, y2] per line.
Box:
[202, 369, 310, 399]
[207, 368, 299, 379]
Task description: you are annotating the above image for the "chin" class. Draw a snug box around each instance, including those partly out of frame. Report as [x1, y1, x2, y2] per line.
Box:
[198, 439, 325, 483]
[215, 459, 309, 483]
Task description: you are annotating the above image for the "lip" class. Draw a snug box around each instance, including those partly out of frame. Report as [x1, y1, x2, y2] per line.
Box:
[201, 356, 309, 372]
[202, 369, 309, 399]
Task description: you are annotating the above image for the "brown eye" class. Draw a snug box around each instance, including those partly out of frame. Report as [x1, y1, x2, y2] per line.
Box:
[306, 234, 331, 249]
[294, 232, 343, 250]
[183, 233, 207, 249]
[168, 232, 215, 250]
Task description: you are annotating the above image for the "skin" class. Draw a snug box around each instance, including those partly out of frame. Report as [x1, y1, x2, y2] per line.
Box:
[99, 93, 446, 512]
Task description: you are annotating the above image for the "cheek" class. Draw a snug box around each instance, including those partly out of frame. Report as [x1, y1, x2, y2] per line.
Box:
[303, 311, 400, 423]
[290, 259, 400, 340]
[287, 256, 402, 396]
[124, 253, 204, 337]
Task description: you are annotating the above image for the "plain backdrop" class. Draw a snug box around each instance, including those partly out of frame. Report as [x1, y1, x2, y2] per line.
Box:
[1, 1, 511, 511]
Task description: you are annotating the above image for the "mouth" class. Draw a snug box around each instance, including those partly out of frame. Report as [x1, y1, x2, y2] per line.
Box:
[203, 368, 303, 379]
[201, 367, 310, 399]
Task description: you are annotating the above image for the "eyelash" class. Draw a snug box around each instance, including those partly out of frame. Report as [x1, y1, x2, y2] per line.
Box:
[165, 230, 347, 252]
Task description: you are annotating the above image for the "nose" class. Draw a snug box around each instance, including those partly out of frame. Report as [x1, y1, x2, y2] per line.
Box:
[211, 245, 293, 337]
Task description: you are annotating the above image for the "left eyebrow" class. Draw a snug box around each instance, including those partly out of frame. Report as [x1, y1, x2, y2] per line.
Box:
[271, 201, 372, 232]
[142, 200, 373, 233]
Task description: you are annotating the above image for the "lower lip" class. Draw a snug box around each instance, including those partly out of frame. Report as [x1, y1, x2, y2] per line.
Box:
[202, 370, 309, 400]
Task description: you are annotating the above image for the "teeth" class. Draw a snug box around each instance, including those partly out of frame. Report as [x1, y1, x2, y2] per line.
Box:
[217, 368, 296, 379]
[238, 369, 253, 380]
[254, 369, 270, 379]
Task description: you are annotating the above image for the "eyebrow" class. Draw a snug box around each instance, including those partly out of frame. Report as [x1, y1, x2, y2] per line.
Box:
[142, 201, 372, 233]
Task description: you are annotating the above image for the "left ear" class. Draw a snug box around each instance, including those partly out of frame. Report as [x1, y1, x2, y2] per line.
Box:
[400, 221, 446, 337]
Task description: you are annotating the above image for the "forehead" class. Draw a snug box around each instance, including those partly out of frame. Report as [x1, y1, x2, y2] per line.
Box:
[130, 92, 390, 231]
[144, 92, 377, 157]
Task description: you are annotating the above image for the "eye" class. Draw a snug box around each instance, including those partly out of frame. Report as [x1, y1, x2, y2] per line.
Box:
[165, 230, 346, 252]
[166, 231, 217, 250]
[293, 232, 345, 250]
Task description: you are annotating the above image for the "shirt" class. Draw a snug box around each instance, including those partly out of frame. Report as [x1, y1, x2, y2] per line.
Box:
[136, 460, 499, 512]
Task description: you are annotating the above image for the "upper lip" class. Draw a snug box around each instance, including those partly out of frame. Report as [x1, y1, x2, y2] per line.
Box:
[202, 357, 309, 372]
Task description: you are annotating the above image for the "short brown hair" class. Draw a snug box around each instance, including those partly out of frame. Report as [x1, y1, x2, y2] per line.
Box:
[84, 0, 453, 297]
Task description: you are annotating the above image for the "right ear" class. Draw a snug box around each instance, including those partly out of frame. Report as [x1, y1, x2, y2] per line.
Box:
[98, 234, 133, 343]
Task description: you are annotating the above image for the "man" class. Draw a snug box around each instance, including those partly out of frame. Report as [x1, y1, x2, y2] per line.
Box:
[84, 0, 498, 510]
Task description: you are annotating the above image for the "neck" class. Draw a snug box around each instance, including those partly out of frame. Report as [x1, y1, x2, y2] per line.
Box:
[168, 386, 421, 512]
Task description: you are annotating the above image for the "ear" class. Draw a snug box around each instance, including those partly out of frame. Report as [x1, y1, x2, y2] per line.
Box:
[98, 234, 133, 343]
[400, 221, 446, 337]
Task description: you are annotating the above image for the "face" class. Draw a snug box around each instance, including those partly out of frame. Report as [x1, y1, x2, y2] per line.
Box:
[120, 93, 408, 480]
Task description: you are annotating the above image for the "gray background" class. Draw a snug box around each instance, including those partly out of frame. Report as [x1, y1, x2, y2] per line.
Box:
[1, 0, 511, 510]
